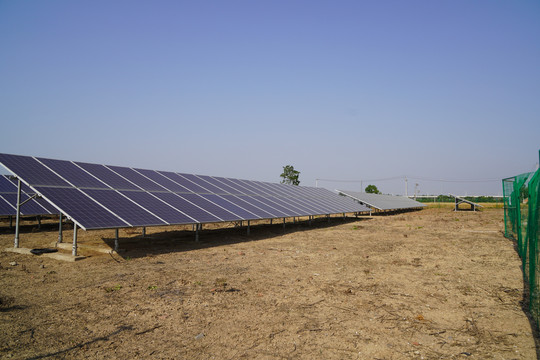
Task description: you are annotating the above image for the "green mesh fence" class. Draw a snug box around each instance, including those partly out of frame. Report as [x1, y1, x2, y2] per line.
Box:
[504, 150, 540, 327]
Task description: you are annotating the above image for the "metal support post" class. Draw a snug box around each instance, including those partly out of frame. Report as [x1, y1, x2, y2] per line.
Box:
[115, 228, 119, 252]
[327, 214, 330, 223]
[58, 213, 63, 243]
[142, 227, 146, 237]
[37, 215, 41, 229]
[72, 223, 78, 256]
[283, 217, 286, 230]
[293, 217, 296, 224]
[343, 212, 345, 220]
[309, 215, 312, 226]
[270, 218, 272, 225]
[195, 223, 200, 242]
[247, 220, 250, 236]
[14, 179, 22, 248]
[9, 216, 12, 228]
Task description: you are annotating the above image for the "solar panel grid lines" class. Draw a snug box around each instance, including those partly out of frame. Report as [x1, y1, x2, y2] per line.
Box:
[228, 178, 266, 196]
[221, 194, 277, 218]
[0, 175, 57, 216]
[0, 196, 16, 214]
[143, 170, 194, 193]
[181, 173, 226, 195]
[153, 192, 222, 223]
[36, 157, 107, 189]
[35, 187, 130, 229]
[75, 162, 140, 190]
[205, 176, 243, 195]
[108, 166, 168, 192]
[81, 189, 167, 227]
[180, 193, 243, 221]
[337, 190, 426, 211]
[200, 194, 261, 220]
[235, 194, 289, 218]
[257, 182, 321, 214]
[161, 172, 208, 193]
[0, 154, 70, 187]
[119, 190, 196, 224]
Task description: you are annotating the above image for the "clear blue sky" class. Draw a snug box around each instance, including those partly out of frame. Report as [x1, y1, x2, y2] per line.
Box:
[1, 1, 539, 195]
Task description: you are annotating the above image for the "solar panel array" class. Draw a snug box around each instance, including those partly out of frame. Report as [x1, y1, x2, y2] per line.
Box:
[0, 153, 370, 230]
[0, 175, 56, 216]
[337, 190, 426, 211]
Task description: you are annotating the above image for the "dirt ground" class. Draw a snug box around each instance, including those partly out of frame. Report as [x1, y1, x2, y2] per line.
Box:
[0, 206, 538, 359]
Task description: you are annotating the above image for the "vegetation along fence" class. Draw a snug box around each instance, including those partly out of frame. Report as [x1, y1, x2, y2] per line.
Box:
[503, 150, 540, 327]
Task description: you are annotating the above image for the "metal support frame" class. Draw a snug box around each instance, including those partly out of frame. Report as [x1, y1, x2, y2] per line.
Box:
[309, 215, 312, 226]
[247, 220, 250, 235]
[195, 223, 200, 242]
[9, 215, 12, 228]
[283, 217, 286, 230]
[14, 179, 21, 248]
[72, 223, 78, 256]
[58, 213, 63, 243]
[37, 215, 41, 229]
[115, 228, 119, 252]
[142, 227, 146, 237]
[327, 214, 330, 223]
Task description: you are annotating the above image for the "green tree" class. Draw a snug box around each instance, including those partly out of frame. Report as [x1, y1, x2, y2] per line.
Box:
[365, 184, 380, 194]
[280, 165, 300, 185]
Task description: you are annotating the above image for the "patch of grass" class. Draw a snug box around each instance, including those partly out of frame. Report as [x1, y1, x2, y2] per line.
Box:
[105, 284, 123, 293]
[214, 278, 228, 288]
[147, 285, 158, 290]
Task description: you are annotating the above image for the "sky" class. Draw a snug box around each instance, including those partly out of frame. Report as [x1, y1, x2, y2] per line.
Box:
[1, 0, 539, 196]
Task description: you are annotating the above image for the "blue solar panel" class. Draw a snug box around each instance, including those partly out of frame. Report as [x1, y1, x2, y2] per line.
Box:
[199, 176, 240, 194]
[37, 157, 107, 188]
[108, 166, 166, 191]
[0, 175, 16, 192]
[0, 193, 53, 215]
[0, 153, 371, 231]
[152, 192, 220, 223]
[81, 189, 167, 227]
[159, 172, 207, 193]
[0, 154, 70, 187]
[119, 191, 195, 224]
[212, 177, 255, 195]
[75, 162, 140, 190]
[180, 193, 241, 221]
[220, 194, 277, 218]
[0, 196, 16, 215]
[186, 174, 230, 194]
[35, 187, 129, 229]
[138, 170, 192, 193]
[235, 195, 289, 218]
[232, 179, 269, 196]
[250, 196, 296, 217]
[199, 194, 259, 220]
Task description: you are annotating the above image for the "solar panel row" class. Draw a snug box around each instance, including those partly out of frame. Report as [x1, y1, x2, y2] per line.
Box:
[337, 190, 426, 211]
[0, 175, 57, 216]
[0, 154, 370, 230]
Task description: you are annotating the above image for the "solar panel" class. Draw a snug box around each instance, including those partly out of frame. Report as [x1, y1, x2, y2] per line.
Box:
[119, 191, 195, 224]
[34, 187, 128, 229]
[337, 190, 426, 211]
[37, 157, 106, 188]
[137, 169, 192, 193]
[0, 153, 370, 231]
[75, 162, 140, 190]
[107, 166, 167, 192]
[0, 175, 56, 216]
[0, 154, 69, 187]
[152, 192, 221, 223]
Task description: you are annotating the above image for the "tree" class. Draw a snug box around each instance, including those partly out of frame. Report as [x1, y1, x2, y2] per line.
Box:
[365, 184, 380, 194]
[280, 165, 300, 185]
